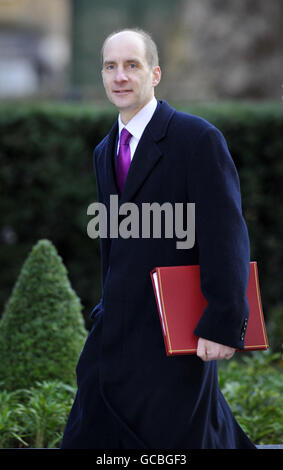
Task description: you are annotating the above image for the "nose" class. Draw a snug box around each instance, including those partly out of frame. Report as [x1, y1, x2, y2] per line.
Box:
[114, 66, 128, 83]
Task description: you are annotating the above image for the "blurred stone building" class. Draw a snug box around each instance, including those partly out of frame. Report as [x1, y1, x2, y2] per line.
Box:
[0, 0, 70, 98]
[163, 0, 283, 101]
[0, 0, 282, 102]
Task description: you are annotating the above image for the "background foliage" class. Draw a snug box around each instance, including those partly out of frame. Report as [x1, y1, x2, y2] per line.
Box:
[1, 101, 283, 343]
[0, 380, 76, 448]
[218, 351, 283, 445]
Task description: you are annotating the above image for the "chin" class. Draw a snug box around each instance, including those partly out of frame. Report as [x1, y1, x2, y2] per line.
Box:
[112, 98, 136, 111]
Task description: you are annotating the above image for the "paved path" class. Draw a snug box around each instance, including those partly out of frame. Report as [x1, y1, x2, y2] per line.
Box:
[257, 445, 283, 449]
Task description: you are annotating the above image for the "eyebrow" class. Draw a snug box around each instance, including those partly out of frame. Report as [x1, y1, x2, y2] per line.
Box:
[103, 58, 142, 66]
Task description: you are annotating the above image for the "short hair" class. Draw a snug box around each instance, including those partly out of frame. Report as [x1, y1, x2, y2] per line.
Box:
[101, 28, 159, 68]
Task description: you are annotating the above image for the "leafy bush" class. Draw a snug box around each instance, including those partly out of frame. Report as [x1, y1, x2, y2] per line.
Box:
[0, 388, 25, 448]
[219, 351, 283, 445]
[0, 239, 87, 391]
[0, 381, 76, 448]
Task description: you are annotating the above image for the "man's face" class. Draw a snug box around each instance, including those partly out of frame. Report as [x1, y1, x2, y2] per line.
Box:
[102, 31, 161, 123]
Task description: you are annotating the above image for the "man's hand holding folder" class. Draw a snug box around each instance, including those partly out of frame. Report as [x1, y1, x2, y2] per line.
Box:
[196, 338, 235, 362]
[150, 262, 268, 358]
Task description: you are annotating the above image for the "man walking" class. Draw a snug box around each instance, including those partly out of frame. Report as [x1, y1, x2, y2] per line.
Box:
[61, 28, 255, 449]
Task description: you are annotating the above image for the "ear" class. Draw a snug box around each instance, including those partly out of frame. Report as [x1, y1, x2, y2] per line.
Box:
[152, 66, 162, 87]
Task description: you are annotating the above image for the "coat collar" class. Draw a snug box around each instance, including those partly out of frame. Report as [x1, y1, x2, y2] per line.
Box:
[102, 100, 175, 207]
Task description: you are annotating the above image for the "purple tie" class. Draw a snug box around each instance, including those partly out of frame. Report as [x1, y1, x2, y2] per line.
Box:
[116, 128, 132, 193]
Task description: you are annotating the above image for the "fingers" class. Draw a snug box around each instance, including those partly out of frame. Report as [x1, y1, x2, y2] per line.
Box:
[224, 350, 235, 361]
[196, 338, 236, 362]
[196, 337, 207, 361]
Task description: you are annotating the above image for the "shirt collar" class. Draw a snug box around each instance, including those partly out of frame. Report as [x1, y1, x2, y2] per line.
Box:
[118, 97, 157, 141]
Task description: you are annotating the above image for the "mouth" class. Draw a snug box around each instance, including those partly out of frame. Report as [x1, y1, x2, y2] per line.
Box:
[113, 90, 133, 95]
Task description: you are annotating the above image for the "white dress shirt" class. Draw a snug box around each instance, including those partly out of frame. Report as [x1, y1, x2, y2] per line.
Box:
[117, 97, 158, 161]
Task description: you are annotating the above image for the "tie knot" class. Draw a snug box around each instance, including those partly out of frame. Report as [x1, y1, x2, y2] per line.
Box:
[120, 128, 132, 146]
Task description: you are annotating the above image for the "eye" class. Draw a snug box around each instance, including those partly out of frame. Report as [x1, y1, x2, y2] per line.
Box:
[129, 63, 137, 69]
[105, 64, 114, 71]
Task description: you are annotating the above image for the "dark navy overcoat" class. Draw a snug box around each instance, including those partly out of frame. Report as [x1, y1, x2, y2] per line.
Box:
[61, 100, 256, 449]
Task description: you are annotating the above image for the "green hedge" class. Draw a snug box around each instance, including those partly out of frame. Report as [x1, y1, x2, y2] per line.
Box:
[1, 101, 283, 344]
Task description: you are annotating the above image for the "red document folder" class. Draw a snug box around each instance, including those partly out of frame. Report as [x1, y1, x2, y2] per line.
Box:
[150, 262, 268, 356]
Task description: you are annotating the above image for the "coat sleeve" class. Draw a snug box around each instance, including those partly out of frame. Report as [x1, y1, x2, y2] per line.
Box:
[188, 126, 250, 349]
[89, 149, 111, 320]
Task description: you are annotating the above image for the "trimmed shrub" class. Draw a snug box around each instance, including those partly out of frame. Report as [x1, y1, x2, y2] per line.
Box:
[0, 239, 87, 391]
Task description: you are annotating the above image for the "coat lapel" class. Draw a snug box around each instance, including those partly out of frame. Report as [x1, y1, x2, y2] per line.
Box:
[102, 100, 175, 207]
[103, 120, 119, 197]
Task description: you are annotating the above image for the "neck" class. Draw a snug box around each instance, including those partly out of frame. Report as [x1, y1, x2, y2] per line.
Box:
[120, 96, 154, 125]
